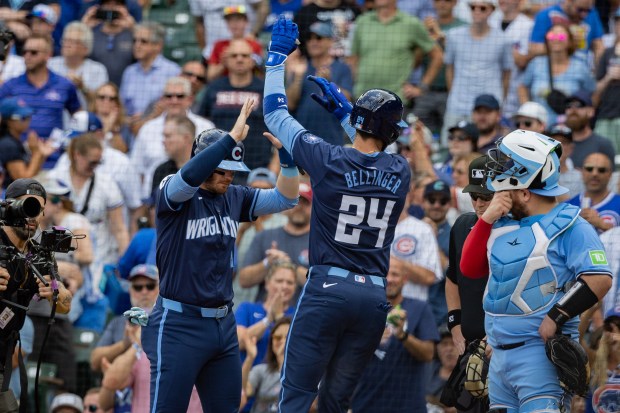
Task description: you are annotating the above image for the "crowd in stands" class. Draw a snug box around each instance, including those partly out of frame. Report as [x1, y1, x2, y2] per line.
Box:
[0, 0, 618, 411]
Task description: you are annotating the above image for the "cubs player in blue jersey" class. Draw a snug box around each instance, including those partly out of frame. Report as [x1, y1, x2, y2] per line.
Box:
[141, 99, 300, 413]
[460, 130, 612, 413]
[263, 17, 411, 413]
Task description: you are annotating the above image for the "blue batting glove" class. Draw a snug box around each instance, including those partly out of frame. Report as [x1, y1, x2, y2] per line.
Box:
[308, 75, 352, 122]
[123, 307, 149, 327]
[266, 16, 299, 67]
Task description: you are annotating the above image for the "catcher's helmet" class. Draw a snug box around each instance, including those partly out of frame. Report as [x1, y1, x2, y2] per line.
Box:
[350, 89, 408, 149]
[192, 128, 250, 172]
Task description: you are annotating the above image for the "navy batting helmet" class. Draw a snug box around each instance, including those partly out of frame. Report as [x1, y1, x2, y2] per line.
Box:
[350, 89, 408, 148]
[192, 128, 251, 172]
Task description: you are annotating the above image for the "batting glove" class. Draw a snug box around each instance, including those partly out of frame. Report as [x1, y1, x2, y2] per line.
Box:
[266, 16, 299, 67]
[123, 307, 149, 326]
[308, 75, 352, 122]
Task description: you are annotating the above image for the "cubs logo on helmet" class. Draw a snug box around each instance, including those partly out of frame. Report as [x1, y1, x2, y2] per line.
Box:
[193, 128, 251, 172]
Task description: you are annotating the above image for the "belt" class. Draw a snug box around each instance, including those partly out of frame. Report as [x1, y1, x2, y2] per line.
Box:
[429, 86, 448, 92]
[325, 266, 386, 288]
[159, 296, 230, 319]
[497, 341, 525, 350]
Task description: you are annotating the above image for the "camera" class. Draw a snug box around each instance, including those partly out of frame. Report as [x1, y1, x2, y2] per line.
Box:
[0, 29, 15, 61]
[95, 9, 120, 22]
[0, 198, 41, 227]
[39, 227, 75, 254]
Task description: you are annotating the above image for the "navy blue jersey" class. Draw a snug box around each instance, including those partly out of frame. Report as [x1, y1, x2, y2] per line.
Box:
[292, 133, 410, 276]
[156, 178, 258, 306]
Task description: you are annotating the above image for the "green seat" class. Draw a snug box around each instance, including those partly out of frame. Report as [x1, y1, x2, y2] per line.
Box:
[26, 361, 62, 413]
[73, 328, 100, 363]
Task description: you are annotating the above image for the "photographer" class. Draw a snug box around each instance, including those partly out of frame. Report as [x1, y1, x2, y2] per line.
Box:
[0, 178, 72, 412]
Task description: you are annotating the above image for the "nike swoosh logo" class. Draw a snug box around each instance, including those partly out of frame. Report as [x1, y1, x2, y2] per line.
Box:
[253, 312, 263, 318]
[323, 282, 337, 288]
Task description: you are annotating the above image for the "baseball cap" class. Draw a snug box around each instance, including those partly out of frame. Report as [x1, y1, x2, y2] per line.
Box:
[309, 21, 333, 38]
[463, 155, 494, 194]
[473, 94, 500, 111]
[5, 178, 47, 200]
[0, 97, 33, 120]
[223, 5, 247, 18]
[299, 182, 312, 202]
[547, 124, 572, 142]
[605, 307, 620, 321]
[29, 4, 58, 25]
[514, 101, 548, 125]
[424, 180, 451, 200]
[129, 264, 159, 281]
[448, 121, 479, 141]
[565, 90, 592, 108]
[50, 393, 83, 413]
[68, 111, 103, 133]
[44, 179, 71, 197]
[615, 8, 620, 19]
[247, 167, 277, 187]
[468, 0, 498, 6]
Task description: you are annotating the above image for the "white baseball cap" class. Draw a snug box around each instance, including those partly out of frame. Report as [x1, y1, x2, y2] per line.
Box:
[50, 393, 83, 413]
[514, 101, 548, 126]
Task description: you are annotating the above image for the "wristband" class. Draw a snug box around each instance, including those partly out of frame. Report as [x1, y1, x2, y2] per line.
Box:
[447, 309, 462, 331]
[261, 317, 270, 327]
[397, 330, 409, 342]
[263, 258, 269, 268]
[263, 93, 288, 115]
[547, 305, 570, 328]
[132, 342, 142, 360]
[278, 147, 295, 168]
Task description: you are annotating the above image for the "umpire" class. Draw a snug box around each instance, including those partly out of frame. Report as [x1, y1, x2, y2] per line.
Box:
[141, 99, 300, 413]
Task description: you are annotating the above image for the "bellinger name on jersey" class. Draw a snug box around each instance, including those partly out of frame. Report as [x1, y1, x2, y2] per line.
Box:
[344, 168, 403, 194]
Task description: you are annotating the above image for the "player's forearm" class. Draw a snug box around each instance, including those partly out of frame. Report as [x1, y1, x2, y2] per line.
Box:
[445, 278, 461, 311]
[340, 115, 356, 142]
[253, 187, 298, 216]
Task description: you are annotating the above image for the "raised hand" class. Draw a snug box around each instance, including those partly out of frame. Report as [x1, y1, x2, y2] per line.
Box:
[307, 75, 352, 121]
[229, 98, 256, 142]
[266, 16, 299, 67]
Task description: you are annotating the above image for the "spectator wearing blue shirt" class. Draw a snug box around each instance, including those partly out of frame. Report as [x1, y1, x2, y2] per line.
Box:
[528, 0, 605, 63]
[119, 22, 181, 117]
[0, 34, 81, 169]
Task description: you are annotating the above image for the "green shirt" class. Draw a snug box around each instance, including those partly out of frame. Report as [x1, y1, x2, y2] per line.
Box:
[351, 10, 436, 99]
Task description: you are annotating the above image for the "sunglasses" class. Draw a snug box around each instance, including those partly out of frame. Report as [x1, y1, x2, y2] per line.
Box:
[164, 93, 187, 99]
[515, 119, 535, 128]
[426, 197, 450, 206]
[471, 193, 493, 202]
[576, 6, 592, 14]
[131, 283, 156, 292]
[448, 134, 470, 142]
[23, 49, 41, 56]
[133, 38, 151, 45]
[182, 71, 206, 83]
[308, 34, 326, 41]
[50, 195, 64, 204]
[213, 169, 234, 176]
[228, 53, 251, 59]
[96, 94, 117, 101]
[546, 32, 568, 42]
[583, 166, 610, 174]
[565, 101, 586, 110]
[86, 405, 98, 412]
[469, 4, 490, 12]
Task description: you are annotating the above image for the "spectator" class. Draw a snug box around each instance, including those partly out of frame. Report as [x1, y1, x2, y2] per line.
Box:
[132, 77, 213, 199]
[0, 0, 58, 51]
[471, 94, 506, 154]
[28, 4, 59, 55]
[593, 37, 620, 152]
[435, 121, 479, 185]
[261, 0, 305, 36]
[443, 0, 512, 141]
[349, 0, 442, 101]
[451, 152, 482, 215]
[567, 152, 620, 232]
[89, 82, 132, 153]
[238, 183, 312, 300]
[198, 39, 269, 170]
[547, 124, 584, 199]
[564, 90, 615, 168]
[50, 393, 83, 413]
[0, 37, 25, 83]
[119, 22, 180, 117]
[294, 0, 361, 58]
[350, 256, 438, 413]
[0, 34, 81, 168]
[285, 22, 353, 145]
[397, 0, 437, 19]
[0, 97, 55, 187]
[180, 60, 208, 113]
[116, 225, 156, 280]
[426, 327, 460, 408]
[528, 0, 604, 62]
[207, 5, 264, 82]
[48, 134, 129, 291]
[82, 387, 110, 413]
[49, 22, 109, 104]
[241, 317, 292, 413]
[512, 101, 548, 133]
[85, 0, 136, 87]
[519, 24, 595, 126]
[413, 0, 466, 135]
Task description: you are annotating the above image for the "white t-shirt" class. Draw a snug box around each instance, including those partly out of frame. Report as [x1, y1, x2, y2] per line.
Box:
[391, 216, 443, 301]
[48, 57, 109, 107]
[131, 111, 214, 199]
[0, 55, 25, 83]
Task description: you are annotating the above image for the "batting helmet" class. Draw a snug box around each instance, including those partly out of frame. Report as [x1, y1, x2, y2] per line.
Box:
[192, 128, 251, 172]
[350, 89, 408, 148]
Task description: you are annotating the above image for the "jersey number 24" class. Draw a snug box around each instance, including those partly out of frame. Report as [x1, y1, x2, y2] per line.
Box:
[335, 195, 395, 247]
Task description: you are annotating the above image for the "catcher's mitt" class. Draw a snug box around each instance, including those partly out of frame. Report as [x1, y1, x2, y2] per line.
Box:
[463, 339, 489, 398]
[544, 334, 590, 397]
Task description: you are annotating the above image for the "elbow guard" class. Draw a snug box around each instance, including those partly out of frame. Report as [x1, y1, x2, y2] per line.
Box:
[547, 278, 599, 328]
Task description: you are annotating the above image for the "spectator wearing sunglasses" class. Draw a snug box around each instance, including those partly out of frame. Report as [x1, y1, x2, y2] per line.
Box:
[567, 152, 620, 232]
[546, 124, 583, 200]
[435, 120, 479, 185]
[180, 61, 208, 114]
[512, 101, 547, 133]
[563, 90, 615, 169]
[82, 387, 110, 413]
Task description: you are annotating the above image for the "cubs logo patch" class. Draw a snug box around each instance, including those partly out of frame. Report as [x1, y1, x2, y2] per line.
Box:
[354, 275, 366, 283]
[392, 235, 417, 256]
[592, 382, 620, 413]
[231, 146, 243, 161]
[302, 134, 323, 144]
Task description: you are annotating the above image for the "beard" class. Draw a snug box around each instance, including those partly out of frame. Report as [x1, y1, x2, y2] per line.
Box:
[511, 196, 528, 221]
[565, 115, 589, 132]
[12, 225, 35, 241]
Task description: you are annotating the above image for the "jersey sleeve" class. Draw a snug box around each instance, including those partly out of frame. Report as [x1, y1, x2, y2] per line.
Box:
[291, 133, 338, 183]
[562, 220, 613, 277]
[234, 185, 260, 223]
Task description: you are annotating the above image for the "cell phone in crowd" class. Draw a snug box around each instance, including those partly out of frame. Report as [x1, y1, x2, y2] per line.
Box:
[95, 9, 120, 22]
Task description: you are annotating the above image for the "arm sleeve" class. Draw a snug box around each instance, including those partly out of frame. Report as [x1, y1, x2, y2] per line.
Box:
[530, 11, 550, 44]
[340, 115, 356, 142]
[460, 219, 492, 279]
[252, 188, 298, 216]
[446, 225, 458, 283]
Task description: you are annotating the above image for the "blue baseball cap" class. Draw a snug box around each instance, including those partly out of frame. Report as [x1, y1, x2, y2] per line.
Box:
[0, 97, 33, 120]
[473, 94, 500, 111]
[129, 264, 159, 281]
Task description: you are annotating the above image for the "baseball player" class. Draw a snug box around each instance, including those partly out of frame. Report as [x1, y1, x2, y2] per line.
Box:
[141, 99, 300, 413]
[460, 130, 612, 413]
[263, 17, 411, 413]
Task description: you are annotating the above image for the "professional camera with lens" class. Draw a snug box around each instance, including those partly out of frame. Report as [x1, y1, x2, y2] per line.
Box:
[95, 8, 120, 22]
[0, 198, 41, 227]
[0, 29, 15, 61]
